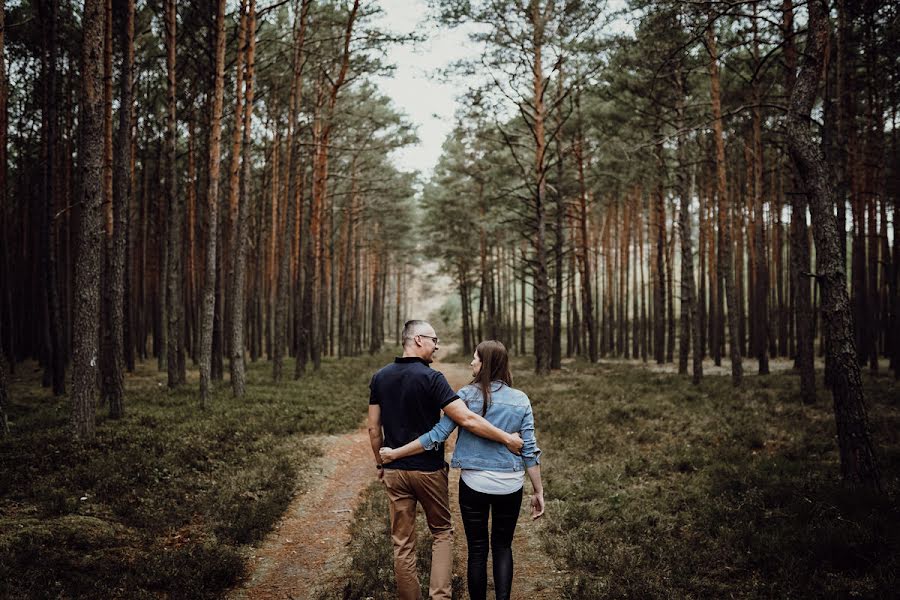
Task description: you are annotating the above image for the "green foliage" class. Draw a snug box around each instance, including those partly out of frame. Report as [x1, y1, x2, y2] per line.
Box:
[0, 354, 388, 599]
[514, 361, 900, 599]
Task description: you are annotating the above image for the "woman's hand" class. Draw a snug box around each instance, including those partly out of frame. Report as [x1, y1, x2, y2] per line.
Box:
[531, 491, 545, 520]
[379, 447, 397, 464]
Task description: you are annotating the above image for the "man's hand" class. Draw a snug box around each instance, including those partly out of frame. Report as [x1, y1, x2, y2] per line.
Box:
[376, 465, 384, 480]
[379, 447, 398, 464]
[505, 432, 524, 455]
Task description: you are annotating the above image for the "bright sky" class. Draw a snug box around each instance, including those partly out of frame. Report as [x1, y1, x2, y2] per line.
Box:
[372, 0, 478, 178]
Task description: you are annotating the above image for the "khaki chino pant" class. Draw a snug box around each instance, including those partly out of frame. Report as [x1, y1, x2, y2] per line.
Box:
[383, 466, 453, 600]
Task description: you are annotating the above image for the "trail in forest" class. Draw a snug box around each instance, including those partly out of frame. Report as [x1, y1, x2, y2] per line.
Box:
[231, 354, 562, 599]
[228, 427, 375, 600]
[434, 360, 564, 600]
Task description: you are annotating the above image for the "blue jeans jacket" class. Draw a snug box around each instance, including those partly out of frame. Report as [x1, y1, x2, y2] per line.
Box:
[417, 382, 541, 471]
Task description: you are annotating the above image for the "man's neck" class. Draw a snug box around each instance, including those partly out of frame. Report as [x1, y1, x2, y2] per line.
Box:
[400, 348, 430, 363]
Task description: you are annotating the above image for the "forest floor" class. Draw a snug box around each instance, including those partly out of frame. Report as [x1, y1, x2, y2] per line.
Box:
[2, 351, 897, 599]
[0, 355, 385, 599]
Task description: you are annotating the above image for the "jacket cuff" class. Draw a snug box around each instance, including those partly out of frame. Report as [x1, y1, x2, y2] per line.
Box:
[523, 448, 541, 468]
[418, 432, 438, 451]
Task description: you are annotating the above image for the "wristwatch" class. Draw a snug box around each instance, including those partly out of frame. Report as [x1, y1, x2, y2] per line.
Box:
[375, 464, 383, 470]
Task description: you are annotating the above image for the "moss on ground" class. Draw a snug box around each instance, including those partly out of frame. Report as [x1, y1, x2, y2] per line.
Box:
[0, 354, 390, 599]
[335, 358, 899, 599]
[518, 359, 900, 599]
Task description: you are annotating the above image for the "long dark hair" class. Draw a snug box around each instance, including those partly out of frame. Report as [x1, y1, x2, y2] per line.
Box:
[471, 340, 513, 416]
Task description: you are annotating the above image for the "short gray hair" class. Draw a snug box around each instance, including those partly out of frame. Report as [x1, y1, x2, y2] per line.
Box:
[401, 320, 431, 347]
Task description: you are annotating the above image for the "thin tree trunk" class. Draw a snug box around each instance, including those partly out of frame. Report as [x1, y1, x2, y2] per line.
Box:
[0, 0, 9, 385]
[230, 0, 255, 397]
[530, 1, 552, 375]
[98, 0, 115, 396]
[654, 143, 666, 364]
[73, 0, 105, 441]
[107, 0, 134, 417]
[164, 0, 185, 389]
[39, 0, 65, 396]
[224, 0, 249, 358]
[752, 6, 770, 374]
[571, 87, 596, 362]
[0, 2, 10, 376]
[783, 0, 814, 402]
[675, 64, 701, 383]
[199, 0, 227, 406]
[786, 0, 880, 490]
[708, 14, 742, 385]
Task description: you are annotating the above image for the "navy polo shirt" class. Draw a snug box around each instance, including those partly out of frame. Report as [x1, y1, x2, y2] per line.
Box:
[370, 357, 459, 471]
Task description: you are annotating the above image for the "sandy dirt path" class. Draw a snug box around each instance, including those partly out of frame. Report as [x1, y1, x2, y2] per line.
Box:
[228, 428, 376, 600]
[230, 356, 563, 599]
[433, 361, 564, 600]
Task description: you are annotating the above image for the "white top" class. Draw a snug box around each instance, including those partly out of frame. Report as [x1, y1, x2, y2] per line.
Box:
[461, 469, 525, 495]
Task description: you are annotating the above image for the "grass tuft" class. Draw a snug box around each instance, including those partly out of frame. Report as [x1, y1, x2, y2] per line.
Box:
[0, 354, 390, 598]
[517, 359, 900, 599]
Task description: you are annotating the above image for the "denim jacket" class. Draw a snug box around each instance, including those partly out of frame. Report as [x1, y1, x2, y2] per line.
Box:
[417, 382, 541, 472]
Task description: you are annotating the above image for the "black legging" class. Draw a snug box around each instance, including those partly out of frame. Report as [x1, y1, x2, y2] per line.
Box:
[458, 478, 523, 600]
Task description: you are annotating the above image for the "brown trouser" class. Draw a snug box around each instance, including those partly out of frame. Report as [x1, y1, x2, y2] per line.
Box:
[382, 466, 453, 600]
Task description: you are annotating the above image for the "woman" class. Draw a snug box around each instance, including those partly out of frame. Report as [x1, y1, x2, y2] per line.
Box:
[380, 340, 543, 600]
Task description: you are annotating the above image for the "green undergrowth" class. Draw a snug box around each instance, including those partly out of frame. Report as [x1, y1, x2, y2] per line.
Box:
[514, 359, 900, 599]
[0, 353, 389, 599]
[332, 357, 899, 599]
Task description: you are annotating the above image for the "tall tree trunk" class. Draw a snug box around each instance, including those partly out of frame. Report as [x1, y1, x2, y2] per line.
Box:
[574, 111, 597, 362]
[752, 6, 770, 375]
[638, 192, 647, 362]
[530, 0, 552, 375]
[786, 0, 879, 491]
[230, 0, 255, 397]
[675, 64, 701, 383]
[653, 143, 666, 364]
[708, 15, 742, 385]
[185, 115, 198, 364]
[123, 82, 137, 373]
[73, 0, 105, 441]
[0, 0, 9, 383]
[41, 0, 65, 396]
[276, 41, 306, 381]
[107, 0, 134, 417]
[284, 0, 310, 379]
[0, 0, 7, 415]
[164, 0, 185, 389]
[199, 0, 227, 407]
[224, 0, 249, 359]
[551, 67, 565, 369]
[784, 0, 815, 403]
[98, 0, 115, 395]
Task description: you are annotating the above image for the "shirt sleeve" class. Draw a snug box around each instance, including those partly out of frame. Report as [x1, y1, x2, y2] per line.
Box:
[417, 413, 458, 450]
[520, 396, 541, 468]
[431, 372, 459, 409]
[368, 374, 379, 405]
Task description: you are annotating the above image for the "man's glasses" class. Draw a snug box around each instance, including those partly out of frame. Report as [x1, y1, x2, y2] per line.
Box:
[417, 335, 439, 345]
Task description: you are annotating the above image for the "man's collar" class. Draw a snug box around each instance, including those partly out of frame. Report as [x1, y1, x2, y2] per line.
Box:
[395, 356, 432, 365]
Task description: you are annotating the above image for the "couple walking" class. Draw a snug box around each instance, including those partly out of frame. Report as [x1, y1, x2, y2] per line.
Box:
[367, 320, 544, 600]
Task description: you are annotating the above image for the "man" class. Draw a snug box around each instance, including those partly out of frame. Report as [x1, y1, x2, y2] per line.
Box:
[368, 320, 523, 600]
